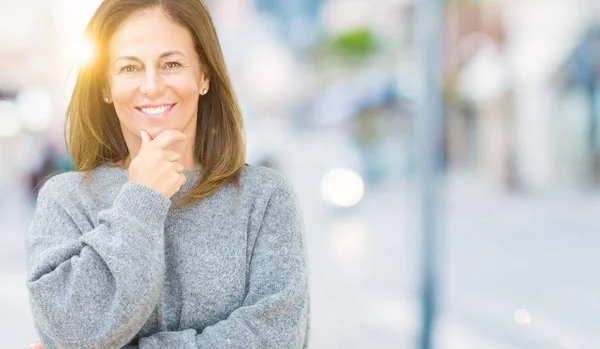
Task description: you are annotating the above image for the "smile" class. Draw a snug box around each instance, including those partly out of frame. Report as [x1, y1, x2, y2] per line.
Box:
[136, 103, 176, 119]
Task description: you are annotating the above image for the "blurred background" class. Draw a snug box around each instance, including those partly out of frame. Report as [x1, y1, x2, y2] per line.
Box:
[2, 0, 600, 348]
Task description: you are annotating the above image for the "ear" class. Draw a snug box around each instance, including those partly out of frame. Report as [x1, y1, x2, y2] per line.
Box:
[202, 76, 210, 93]
[198, 65, 210, 92]
[101, 83, 110, 102]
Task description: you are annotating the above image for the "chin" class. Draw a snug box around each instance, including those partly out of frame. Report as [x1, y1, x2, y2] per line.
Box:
[145, 127, 168, 139]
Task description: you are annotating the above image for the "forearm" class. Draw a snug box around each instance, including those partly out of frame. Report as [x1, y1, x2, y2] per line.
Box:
[137, 294, 310, 349]
[27, 182, 171, 349]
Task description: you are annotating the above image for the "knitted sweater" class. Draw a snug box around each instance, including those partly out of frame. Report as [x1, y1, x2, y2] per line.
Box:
[25, 164, 309, 349]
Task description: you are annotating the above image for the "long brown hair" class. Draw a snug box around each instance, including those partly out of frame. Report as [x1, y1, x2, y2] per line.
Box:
[66, 0, 246, 207]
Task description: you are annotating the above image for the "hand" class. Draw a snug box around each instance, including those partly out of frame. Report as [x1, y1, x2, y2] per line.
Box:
[29, 339, 43, 349]
[128, 129, 187, 198]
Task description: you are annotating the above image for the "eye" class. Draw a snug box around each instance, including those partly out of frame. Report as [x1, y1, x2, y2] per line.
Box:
[165, 61, 182, 69]
[120, 65, 139, 73]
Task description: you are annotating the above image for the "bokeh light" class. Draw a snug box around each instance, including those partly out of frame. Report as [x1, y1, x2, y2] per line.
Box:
[328, 217, 368, 267]
[514, 309, 532, 325]
[320, 168, 365, 207]
[0, 101, 22, 138]
[16, 86, 54, 132]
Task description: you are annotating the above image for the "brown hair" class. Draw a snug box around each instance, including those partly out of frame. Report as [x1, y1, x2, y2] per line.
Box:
[66, 0, 246, 207]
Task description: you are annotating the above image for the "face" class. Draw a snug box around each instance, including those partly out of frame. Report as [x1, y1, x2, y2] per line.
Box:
[105, 8, 209, 142]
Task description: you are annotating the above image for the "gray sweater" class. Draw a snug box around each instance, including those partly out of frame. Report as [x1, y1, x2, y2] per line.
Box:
[26, 164, 309, 349]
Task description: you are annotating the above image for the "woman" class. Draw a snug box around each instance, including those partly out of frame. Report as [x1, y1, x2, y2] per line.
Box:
[25, 0, 309, 348]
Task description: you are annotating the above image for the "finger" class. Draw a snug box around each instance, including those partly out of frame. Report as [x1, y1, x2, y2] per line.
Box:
[173, 163, 185, 173]
[140, 130, 152, 146]
[179, 173, 187, 187]
[151, 129, 187, 149]
[163, 150, 182, 162]
[29, 341, 43, 349]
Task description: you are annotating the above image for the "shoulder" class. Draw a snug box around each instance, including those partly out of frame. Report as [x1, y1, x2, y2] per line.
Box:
[38, 171, 86, 200]
[34, 171, 89, 216]
[238, 165, 300, 214]
[39, 164, 127, 203]
[239, 165, 293, 195]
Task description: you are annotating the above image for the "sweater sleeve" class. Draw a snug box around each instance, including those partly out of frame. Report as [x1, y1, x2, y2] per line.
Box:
[136, 178, 310, 349]
[26, 177, 172, 349]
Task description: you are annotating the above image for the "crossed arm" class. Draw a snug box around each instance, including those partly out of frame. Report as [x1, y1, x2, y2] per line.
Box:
[26, 176, 309, 349]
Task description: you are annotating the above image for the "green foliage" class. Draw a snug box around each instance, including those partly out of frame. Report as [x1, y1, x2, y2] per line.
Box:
[329, 27, 379, 57]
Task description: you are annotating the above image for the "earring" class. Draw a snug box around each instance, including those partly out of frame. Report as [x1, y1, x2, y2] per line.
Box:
[104, 97, 110, 103]
[201, 89, 208, 95]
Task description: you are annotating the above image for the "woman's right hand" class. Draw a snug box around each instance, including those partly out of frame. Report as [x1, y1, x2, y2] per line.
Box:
[128, 129, 187, 198]
[28, 339, 43, 349]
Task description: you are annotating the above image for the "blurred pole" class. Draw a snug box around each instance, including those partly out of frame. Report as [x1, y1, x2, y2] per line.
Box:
[414, 0, 444, 347]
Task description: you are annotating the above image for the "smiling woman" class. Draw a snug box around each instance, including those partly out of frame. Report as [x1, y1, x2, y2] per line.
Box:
[25, 1, 309, 348]
[105, 8, 209, 172]
[68, 0, 246, 207]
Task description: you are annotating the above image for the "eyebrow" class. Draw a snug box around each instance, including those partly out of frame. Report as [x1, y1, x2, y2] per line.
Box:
[113, 50, 187, 64]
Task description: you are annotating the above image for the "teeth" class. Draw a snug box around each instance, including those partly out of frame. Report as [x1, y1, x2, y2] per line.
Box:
[141, 105, 171, 115]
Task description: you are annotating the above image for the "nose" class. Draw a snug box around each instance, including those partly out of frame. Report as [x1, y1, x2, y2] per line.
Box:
[139, 67, 165, 98]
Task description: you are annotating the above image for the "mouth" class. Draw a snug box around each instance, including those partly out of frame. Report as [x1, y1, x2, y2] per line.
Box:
[135, 103, 176, 119]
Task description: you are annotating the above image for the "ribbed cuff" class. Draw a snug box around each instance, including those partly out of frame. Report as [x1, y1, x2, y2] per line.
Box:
[113, 182, 172, 225]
